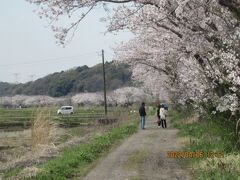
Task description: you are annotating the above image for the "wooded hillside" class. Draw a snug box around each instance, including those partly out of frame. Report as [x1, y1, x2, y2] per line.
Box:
[0, 62, 132, 97]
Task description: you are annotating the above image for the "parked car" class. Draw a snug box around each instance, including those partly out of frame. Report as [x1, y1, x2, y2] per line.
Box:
[57, 106, 74, 115]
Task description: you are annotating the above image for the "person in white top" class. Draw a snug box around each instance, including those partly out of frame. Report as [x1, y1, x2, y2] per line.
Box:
[160, 104, 167, 128]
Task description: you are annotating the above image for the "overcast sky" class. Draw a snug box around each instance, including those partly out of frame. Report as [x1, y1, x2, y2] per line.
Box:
[0, 0, 132, 83]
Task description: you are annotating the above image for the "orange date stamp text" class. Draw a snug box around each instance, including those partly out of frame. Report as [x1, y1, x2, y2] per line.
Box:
[167, 151, 224, 158]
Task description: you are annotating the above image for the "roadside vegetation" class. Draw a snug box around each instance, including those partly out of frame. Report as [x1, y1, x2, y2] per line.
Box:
[26, 121, 137, 179]
[170, 109, 240, 180]
[1, 106, 138, 179]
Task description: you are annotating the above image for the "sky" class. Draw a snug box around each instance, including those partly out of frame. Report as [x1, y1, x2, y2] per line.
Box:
[0, 0, 132, 83]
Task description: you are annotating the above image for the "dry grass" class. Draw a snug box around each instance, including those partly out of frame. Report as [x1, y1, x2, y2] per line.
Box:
[196, 153, 240, 174]
[31, 108, 57, 151]
[12, 167, 41, 180]
[0, 135, 91, 174]
[184, 115, 199, 124]
[177, 137, 191, 145]
[96, 111, 131, 132]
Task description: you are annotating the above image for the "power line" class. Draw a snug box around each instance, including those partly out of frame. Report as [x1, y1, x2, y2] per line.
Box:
[0, 51, 101, 68]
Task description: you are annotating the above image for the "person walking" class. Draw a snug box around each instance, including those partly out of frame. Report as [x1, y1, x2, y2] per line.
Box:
[139, 102, 146, 129]
[160, 104, 167, 128]
[156, 104, 161, 126]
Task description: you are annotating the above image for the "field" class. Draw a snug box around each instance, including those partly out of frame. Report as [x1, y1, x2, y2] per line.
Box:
[0, 106, 116, 128]
[0, 106, 137, 179]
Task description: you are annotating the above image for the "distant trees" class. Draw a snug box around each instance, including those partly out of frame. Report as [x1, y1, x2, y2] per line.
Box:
[0, 87, 151, 107]
[71, 93, 104, 106]
[0, 95, 67, 108]
[112, 86, 152, 105]
[71, 87, 150, 106]
[0, 62, 132, 97]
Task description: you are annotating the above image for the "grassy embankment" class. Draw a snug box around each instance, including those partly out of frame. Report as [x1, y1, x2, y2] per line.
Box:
[3, 108, 138, 179]
[170, 110, 240, 180]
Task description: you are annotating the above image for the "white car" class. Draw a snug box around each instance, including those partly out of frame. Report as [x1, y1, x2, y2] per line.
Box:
[57, 106, 74, 115]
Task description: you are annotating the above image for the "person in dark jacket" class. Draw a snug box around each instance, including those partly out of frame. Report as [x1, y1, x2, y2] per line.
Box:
[156, 104, 161, 126]
[139, 102, 146, 129]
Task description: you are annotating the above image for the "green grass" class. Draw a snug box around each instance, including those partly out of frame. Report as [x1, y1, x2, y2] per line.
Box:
[0, 106, 129, 127]
[169, 110, 240, 180]
[17, 118, 138, 179]
[3, 167, 22, 179]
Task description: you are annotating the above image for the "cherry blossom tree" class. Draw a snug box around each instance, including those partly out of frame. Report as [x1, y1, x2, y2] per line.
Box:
[71, 92, 104, 106]
[26, 0, 240, 116]
[110, 0, 240, 114]
[0, 95, 67, 107]
[112, 86, 151, 104]
[71, 88, 153, 106]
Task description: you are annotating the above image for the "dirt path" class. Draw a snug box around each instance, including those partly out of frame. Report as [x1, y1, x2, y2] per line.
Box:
[83, 117, 191, 180]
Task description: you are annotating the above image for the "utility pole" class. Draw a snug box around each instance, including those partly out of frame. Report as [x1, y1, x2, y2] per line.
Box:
[13, 73, 19, 83]
[29, 74, 35, 82]
[102, 49, 107, 115]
